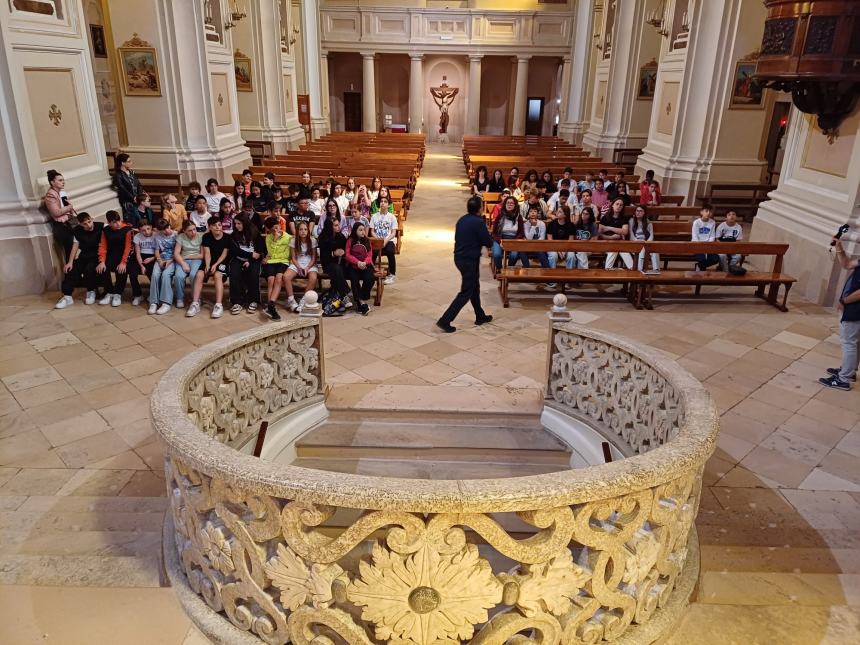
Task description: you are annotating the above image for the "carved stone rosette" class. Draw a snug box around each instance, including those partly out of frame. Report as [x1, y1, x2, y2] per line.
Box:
[153, 321, 718, 645]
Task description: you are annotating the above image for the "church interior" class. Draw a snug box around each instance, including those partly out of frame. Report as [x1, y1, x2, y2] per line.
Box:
[1, 0, 859, 643]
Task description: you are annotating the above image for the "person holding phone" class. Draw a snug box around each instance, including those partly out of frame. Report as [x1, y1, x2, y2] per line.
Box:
[43, 170, 77, 261]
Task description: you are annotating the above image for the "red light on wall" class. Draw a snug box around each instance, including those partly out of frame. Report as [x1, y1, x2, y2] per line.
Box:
[779, 117, 788, 127]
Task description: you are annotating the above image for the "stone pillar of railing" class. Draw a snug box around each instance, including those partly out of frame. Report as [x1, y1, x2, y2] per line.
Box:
[299, 290, 324, 389]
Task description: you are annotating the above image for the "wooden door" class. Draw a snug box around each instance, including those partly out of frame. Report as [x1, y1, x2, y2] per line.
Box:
[343, 92, 362, 132]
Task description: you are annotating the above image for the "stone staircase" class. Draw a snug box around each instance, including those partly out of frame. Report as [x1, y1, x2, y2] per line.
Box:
[288, 409, 576, 479]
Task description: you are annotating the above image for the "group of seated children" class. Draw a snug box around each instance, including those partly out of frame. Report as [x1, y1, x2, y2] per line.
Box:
[54, 172, 401, 320]
[491, 195, 744, 278]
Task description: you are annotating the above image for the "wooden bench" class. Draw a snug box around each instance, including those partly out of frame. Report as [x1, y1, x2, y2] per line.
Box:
[700, 182, 775, 220]
[245, 140, 274, 166]
[497, 240, 795, 311]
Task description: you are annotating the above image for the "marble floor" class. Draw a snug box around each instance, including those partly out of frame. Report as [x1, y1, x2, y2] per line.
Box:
[1, 145, 859, 644]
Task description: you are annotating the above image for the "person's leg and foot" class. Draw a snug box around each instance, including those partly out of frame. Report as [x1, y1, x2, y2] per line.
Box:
[265, 271, 283, 320]
[383, 241, 396, 284]
[718, 253, 729, 272]
[83, 258, 99, 304]
[211, 271, 225, 318]
[437, 260, 472, 332]
[246, 260, 261, 313]
[650, 252, 661, 273]
[546, 251, 558, 289]
[469, 258, 492, 325]
[620, 253, 634, 270]
[492, 241, 503, 271]
[565, 253, 576, 269]
[99, 265, 115, 305]
[148, 263, 162, 314]
[186, 269, 205, 317]
[821, 321, 860, 390]
[156, 264, 174, 314]
[229, 258, 244, 315]
[55, 259, 80, 309]
[284, 269, 299, 312]
[605, 251, 618, 270]
[637, 249, 646, 272]
[576, 252, 589, 269]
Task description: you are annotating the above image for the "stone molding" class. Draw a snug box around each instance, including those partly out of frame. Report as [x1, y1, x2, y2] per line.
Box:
[153, 319, 718, 644]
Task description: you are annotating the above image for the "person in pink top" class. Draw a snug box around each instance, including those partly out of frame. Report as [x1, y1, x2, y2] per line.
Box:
[591, 177, 611, 215]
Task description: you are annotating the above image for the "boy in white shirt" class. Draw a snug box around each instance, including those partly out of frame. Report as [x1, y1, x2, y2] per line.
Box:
[716, 210, 743, 272]
[370, 196, 398, 284]
[691, 206, 719, 271]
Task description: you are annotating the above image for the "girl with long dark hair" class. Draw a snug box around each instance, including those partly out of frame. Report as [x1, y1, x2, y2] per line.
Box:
[318, 215, 350, 309]
[491, 195, 525, 270]
[345, 222, 374, 315]
[228, 214, 265, 314]
[111, 153, 143, 221]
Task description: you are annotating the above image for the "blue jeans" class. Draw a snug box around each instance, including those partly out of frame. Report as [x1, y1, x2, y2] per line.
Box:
[174, 259, 202, 303]
[547, 251, 576, 269]
[150, 261, 176, 305]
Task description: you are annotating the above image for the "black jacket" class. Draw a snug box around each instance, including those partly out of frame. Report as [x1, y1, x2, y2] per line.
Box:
[453, 213, 493, 262]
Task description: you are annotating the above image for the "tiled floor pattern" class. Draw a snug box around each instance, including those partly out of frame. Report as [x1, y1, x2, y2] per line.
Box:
[1, 145, 859, 643]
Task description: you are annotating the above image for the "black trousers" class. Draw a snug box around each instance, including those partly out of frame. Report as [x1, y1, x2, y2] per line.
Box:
[375, 240, 396, 275]
[61, 256, 99, 295]
[324, 261, 349, 297]
[127, 256, 155, 297]
[439, 257, 485, 325]
[348, 265, 375, 302]
[229, 258, 261, 306]
[104, 256, 129, 295]
[695, 253, 720, 271]
[50, 220, 75, 263]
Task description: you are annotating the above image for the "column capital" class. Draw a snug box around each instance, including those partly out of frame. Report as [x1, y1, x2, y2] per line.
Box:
[409, 53, 424, 61]
[320, 51, 328, 59]
[468, 54, 483, 62]
[515, 55, 532, 63]
[361, 52, 376, 60]
[561, 55, 572, 64]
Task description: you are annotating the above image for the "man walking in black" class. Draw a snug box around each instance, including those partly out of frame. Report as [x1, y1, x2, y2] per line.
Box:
[436, 196, 494, 333]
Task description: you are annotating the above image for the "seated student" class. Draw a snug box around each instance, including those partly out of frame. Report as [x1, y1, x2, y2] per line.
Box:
[125, 193, 154, 229]
[597, 170, 610, 192]
[640, 171, 662, 206]
[318, 216, 350, 309]
[297, 171, 314, 199]
[186, 216, 230, 319]
[573, 206, 599, 269]
[204, 178, 226, 215]
[539, 170, 556, 196]
[249, 181, 268, 216]
[524, 169, 540, 187]
[591, 178, 611, 214]
[716, 209, 743, 272]
[316, 199, 340, 237]
[488, 169, 506, 193]
[610, 180, 632, 206]
[148, 218, 177, 314]
[345, 221, 374, 315]
[189, 194, 210, 233]
[578, 172, 595, 193]
[492, 196, 525, 270]
[173, 220, 204, 309]
[289, 195, 314, 236]
[342, 177, 357, 204]
[692, 205, 719, 270]
[161, 194, 187, 232]
[283, 221, 318, 313]
[271, 184, 287, 215]
[240, 168, 253, 196]
[232, 179, 247, 212]
[506, 166, 520, 188]
[607, 171, 626, 197]
[331, 182, 350, 216]
[367, 176, 383, 203]
[371, 187, 396, 214]
[472, 166, 490, 194]
[262, 215, 291, 321]
[546, 205, 576, 271]
[600, 198, 634, 270]
[96, 210, 133, 307]
[261, 172, 277, 201]
[512, 177, 527, 203]
[308, 186, 325, 220]
[229, 213, 265, 314]
[217, 197, 235, 235]
[522, 205, 549, 269]
[576, 189, 595, 217]
[252, 200, 288, 235]
[128, 219, 158, 306]
[55, 211, 104, 309]
[519, 188, 549, 220]
[184, 181, 202, 212]
[548, 180, 575, 211]
[370, 196, 398, 284]
[630, 205, 659, 274]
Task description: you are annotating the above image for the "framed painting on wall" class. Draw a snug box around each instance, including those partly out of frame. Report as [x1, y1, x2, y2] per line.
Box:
[89, 24, 107, 58]
[118, 34, 161, 96]
[637, 60, 658, 99]
[730, 61, 764, 109]
[234, 50, 252, 92]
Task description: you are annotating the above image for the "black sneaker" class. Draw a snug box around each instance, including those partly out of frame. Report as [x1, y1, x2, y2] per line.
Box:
[358, 303, 370, 316]
[819, 375, 850, 391]
[436, 320, 456, 333]
[475, 314, 493, 326]
[266, 303, 281, 321]
[826, 367, 857, 382]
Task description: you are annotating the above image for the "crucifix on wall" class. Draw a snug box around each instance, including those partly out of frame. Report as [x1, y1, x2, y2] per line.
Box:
[430, 76, 459, 135]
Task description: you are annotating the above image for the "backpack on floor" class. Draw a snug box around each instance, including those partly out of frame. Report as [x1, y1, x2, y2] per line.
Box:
[321, 290, 345, 317]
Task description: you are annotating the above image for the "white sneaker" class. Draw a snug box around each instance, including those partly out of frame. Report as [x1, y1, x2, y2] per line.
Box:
[99, 294, 112, 305]
[211, 303, 223, 319]
[85, 291, 96, 305]
[156, 303, 171, 315]
[186, 302, 200, 317]
[148, 303, 158, 315]
[287, 297, 299, 313]
[132, 296, 143, 306]
[54, 295, 73, 309]
[111, 294, 122, 307]
[384, 275, 396, 285]
[175, 300, 185, 309]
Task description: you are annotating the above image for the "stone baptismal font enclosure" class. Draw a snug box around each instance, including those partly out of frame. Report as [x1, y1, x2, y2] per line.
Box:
[151, 298, 719, 645]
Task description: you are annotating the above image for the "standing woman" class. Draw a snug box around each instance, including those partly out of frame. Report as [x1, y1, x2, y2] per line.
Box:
[111, 153, 143, 222]
[228, 214, 265, 314]
[43, 170, 76, 261]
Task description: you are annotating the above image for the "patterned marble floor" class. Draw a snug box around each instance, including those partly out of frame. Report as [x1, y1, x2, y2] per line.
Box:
[1, 145, 859, 643]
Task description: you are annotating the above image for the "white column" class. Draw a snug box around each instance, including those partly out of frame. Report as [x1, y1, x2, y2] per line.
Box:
[362, 53, 377, 133]
[559, 0, 595, 144]
[320, 50, 331, 129]
[466, 54, 482, 136]
[300, 0, 328, 138]
[558, 56, 572, 124]
[408, 54, 424, 134]
[511, 56, 530, 136]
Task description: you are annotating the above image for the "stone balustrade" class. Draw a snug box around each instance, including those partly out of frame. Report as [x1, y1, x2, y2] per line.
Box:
[152, 311, 718, 645]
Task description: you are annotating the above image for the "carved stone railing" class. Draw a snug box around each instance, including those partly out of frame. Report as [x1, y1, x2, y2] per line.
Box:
[152, 312, 718, 645]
